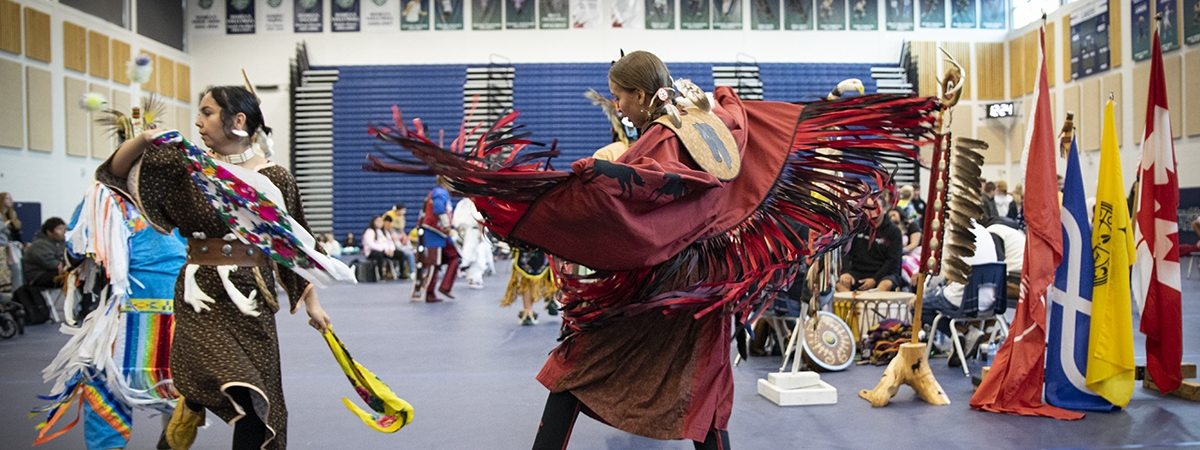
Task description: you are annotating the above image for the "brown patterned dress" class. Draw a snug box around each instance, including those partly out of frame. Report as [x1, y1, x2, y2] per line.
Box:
[98, 142, 313, 450]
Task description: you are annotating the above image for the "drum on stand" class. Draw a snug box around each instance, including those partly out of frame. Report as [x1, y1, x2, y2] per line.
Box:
[802, 311, 856, 371]
[831, 291, 914, 341]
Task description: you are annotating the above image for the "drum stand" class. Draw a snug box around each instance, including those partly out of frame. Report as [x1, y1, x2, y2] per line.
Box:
[756, 302, 838, 406]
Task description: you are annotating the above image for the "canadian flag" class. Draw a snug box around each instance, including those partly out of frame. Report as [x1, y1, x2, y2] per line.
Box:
[1134, 27, 1183, 394]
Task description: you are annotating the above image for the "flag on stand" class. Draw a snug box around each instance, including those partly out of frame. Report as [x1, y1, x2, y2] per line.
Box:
[1046, 137, 1117, 412]
[1085, 99, 1136, 408]
[969, 26, 1084, 420]
[1134, 26, 1183, 394]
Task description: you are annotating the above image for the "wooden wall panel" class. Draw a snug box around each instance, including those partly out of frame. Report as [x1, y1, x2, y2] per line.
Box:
[1009, 36, 1024, 98]
[1101, 72, 1123, 146]
[912, 41, 939, 98]
[976, 123, 1008, 164]
[111, 90, 130, 125]
[1064, 84, 1081, 136]
[1046, 21, 1056, 87]
[89, 83, 112, 158]
[1062, 15, 1072, 84]
[111, 39, 130, 84]
[976, 43, 1005, 100]
[949, 103, 974, 140]
[175, 105, 191, 135]
[176, 63, 190, 102]
[87, 31, 109, 80]
[139, 50, 156, 92]
[1163, 54, 1182, 139]
[1108, 0, 1121, 68]
[23, 7, 49, 62]
[0, 0, 20, 55]
[64, 77, 88, 156]
[1023, 31, 1038, 96]
[942, 42, 972, 100]
[1187, 49, 1200, 137]
[1009, 114, 1026, 163]
[1081, 78, 1102, 151]
[158, 56, 175, 99]
[62, 21, 87, 74]
[26, 66, 51, 152]
[1133, 61, 1150, 140]
[0, 58, 22, 148]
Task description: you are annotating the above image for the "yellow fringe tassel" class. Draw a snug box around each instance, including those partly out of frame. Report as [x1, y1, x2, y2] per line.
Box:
[499, 264, 557, 308]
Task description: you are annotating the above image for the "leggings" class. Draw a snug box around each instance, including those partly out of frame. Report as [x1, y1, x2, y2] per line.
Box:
[185, 387, 268, 450]
[532, 391, 730, 450]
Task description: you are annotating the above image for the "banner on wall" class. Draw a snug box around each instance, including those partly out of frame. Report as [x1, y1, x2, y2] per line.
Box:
[681, 0, 710, 29]
[1132, 0, 1152, 61]
[436, 0, 464, 29]
[332, 0, 361, 31]
[399, 0, 429, 30]
[885, 0, 912, 29]
[541, 0, 570, 28]
[295, 0, 324, 32]
[507, 0, 537, 28]
[1157, 0, 1180, 51]
[189, 0, 225, 34]
[363, 0, 402, 31]
[644, 0, 674, 28]
[950, 0, 975, 28]
[817, 0, 846, 29]
[785, 0, 813, 29]
[227, 0, 256, 33]
[920, 0, 944, 27]
[979, 0, 1002, 28]
[473, 0, 502, 29]
[750, 0, 780, 29]
[1070, 0, 1110, 79]
[619, 0, 648, 28]
[714, 0, 744, 29]
[260, 0, 292, 32]
[849, 0, 877, 30]
[1185, 0, 1200, 44]
[570, 0, 602, 27]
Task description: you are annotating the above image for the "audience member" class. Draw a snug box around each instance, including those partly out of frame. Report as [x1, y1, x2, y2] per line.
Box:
[342, 233, 358, 250]
[383, 216, 415, 279]
[22, 217, 67, 288]
[986, 220, 1025, 299]
[836, 211, 904, 292]
[384, 203, 407, 235]
[0, 192, 21, 289]
[888, 209, 921, 255]
[913, 220, 1001, 363]
[981, 181, 1000, 223]
[896, 185, 917, 219]
[317, 233, 343, 256]
[362, 216, 405, 280]
[993, 180, 1013, 218]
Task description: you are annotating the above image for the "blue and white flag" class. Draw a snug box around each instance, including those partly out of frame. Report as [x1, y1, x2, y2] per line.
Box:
[1045, 138, 1117, 412]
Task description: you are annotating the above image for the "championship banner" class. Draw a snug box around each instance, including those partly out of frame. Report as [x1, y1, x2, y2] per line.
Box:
[817, 0, 846, 29]
[189, 0, 225, 34]
[227, 0, 257, 33]
[885, 0, 912, 30]
[570, 0, 602, 28]
[681, 0, 711, 29]
[714, 0, 744, 29]
[1157, 0, 1180, 52]
[506, 0, 537, 28]
[363, 0, 402, 32]
[399, 0, 429, 31]
[1046, 138, 1117, 412]
[750, 0, 781, 29]
[295, 0, 325, 32]
[919, 0, 945, 27]
[979, 0, 1002, 28]
[848, 0, 877, 30]
[643, 0, 673, 28]
[260, 0, 292, 33]
[435, 0, 464, 29]
[332, 0, 362, 31]
[1186, 0, 1200, 44]
[619, 0, 648, 27]
[1069, 0, 1110, 80]
[950, 0, 975, 28]
[540, 0, 570, 28]
[473, 0, 502, 29]
[1132, 0, 1152, 61]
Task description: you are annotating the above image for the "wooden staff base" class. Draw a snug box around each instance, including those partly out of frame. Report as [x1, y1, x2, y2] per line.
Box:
[858, 342, 951, 407]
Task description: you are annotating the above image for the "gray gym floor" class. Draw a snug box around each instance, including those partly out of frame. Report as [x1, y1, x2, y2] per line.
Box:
[3, 262, 1199, 449]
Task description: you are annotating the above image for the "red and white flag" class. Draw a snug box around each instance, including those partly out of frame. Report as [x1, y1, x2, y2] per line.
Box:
[969, 26, 1084, 420]
[1134, 27, 1183, 394]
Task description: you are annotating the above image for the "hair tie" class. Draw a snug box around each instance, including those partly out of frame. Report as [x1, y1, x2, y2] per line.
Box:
[655, 87, 670, 103]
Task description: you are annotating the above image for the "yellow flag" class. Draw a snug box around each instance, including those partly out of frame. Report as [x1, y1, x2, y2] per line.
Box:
[1085, 99, 1136, 407]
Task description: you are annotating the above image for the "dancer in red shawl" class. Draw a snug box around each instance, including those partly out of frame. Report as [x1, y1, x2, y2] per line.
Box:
[367, 51, 941, 449]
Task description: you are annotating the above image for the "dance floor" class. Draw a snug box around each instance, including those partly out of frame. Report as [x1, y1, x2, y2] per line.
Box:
[3, 262, 1200, 449]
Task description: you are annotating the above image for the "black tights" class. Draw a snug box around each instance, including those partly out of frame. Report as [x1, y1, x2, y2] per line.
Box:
[185, 388, 267, 450]
[532, 391, 730, 450]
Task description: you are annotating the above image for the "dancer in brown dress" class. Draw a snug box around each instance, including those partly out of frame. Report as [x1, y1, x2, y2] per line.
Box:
[100, 86, 334, 450]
